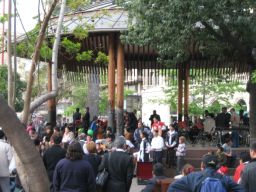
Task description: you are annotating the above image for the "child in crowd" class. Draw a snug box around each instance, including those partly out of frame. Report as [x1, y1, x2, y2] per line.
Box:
[151, 130, 164, 164]
[222, 137, 236, 167]
[233, 151, 251, 183]
[174, 163, 195, 179]
[176, 136, 186, 174]
[216, 144, 229, 175]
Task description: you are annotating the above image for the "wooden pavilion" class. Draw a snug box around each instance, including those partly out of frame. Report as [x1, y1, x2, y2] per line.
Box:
[48, 0, 250, 132]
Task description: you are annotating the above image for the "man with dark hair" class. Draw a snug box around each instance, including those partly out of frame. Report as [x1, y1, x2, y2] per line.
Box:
[82, 107, 90, 132]
[215, 107, 231, 129]
[149, 110, 161, 126]
[168, 154, 244, 192]
[142, 163, 167, 192]
[240, 142, 256, 192]
[43, 134, 66, 185]
[98, 136, 134, 192]
[0, 130, 13, 192]
[53, 142, 96, 192]
[73, 108, 81, 131]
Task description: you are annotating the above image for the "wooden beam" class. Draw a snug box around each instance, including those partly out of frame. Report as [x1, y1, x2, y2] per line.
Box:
[107, 34, 116, 131]
[116, 37, 125, 135]
[184, 63, 190, 117]
[178, 65, 183, 121]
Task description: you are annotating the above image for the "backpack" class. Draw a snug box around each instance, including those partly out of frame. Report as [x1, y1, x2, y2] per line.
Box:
[200, 177, 227, 192]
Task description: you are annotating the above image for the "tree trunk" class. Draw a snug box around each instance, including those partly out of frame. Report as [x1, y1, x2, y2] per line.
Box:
[248, 80, 256, 144]
[12, 0, 17, 107]
[0, 97, 50, 192]
[22, 0, 59, 125]
[86, 73, 100, 120]
[28, 0, 66, 116]
[48, 62, 56, 126]
[7, 0, 13, 108]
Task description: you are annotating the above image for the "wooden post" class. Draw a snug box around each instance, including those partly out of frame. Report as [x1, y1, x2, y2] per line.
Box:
[116, 37, 124, 136]
[184, 63, 190, 117]
[178, 66, 183, 121]
[47, 62, 56, 127]
[107, 34, 116, 132]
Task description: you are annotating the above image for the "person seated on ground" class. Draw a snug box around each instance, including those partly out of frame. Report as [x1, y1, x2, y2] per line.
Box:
[222, 137, 237, 168]
[141, 163, 167, 192]
[168, 154, 245, 192]
[174, 163, 195, 179]
[233, 151, 251, 184]
[203, 113, 216, 138]
[216, 144, 227, 167]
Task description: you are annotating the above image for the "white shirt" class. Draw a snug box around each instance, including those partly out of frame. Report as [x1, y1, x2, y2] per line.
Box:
[0, 139, 13, 177]
[203, 116, 216, 133]
[151, 136, 164, 151]
[176, 143, 186, 157]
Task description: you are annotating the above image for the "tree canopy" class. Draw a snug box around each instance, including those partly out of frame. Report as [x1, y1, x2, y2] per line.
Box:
[122, 0, 256, 65]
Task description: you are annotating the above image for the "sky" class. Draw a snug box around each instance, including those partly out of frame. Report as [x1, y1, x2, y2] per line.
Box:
[0, 0, 40, 35]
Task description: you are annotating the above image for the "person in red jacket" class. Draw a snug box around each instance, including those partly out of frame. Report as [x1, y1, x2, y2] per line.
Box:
[151, 118, 165, 136]
[233, 151, 251, 183]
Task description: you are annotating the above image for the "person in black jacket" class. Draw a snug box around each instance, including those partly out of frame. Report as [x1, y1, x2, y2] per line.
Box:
[53, 141, 96, 192]
[149, 110, 161, 126]
[43, 134, 66, 186]
[98, 136, 134, 192]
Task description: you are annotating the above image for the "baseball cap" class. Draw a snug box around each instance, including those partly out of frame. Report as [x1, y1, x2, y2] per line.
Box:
[202, 154, 218, 167]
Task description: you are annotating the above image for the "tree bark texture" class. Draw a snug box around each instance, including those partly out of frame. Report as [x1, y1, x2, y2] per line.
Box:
[0, 97, 50, 192]
[87, 73, 100, 120]
[248, 80, 256, 144]
[116, 39, 124, 135]
[107, 34, 116, 131]
[22, 0, 59, 125]
[7, 0, 13, 108]
[48, 62, 56, 126]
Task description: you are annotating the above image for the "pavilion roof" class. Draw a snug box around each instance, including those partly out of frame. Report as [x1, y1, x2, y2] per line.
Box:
[48, 1, 250, 85]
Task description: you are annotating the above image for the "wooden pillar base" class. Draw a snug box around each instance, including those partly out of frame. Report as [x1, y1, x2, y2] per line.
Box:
[107, 108, 115, 133]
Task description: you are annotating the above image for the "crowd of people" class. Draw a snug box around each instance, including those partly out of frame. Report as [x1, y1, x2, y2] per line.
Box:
[0, 107, 254, 192]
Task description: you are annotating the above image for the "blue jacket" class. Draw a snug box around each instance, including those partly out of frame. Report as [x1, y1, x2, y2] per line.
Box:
[168, 168, 245, 192]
